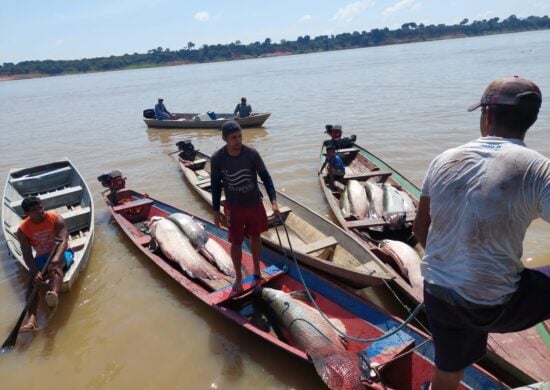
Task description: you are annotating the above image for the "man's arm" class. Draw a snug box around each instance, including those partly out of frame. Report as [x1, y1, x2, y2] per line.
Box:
[17, 229, 37, 274]
[412, 196, 431, 249]
[53, 214, 69, 263]
[258, 169, 279, 216]
[234, 104, 240, 115]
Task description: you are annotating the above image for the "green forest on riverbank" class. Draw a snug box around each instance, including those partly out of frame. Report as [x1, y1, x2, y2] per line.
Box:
[2, 14, 548, 79]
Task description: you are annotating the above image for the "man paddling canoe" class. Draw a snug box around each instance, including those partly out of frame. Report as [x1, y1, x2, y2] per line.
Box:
[17, 196, 73, 331]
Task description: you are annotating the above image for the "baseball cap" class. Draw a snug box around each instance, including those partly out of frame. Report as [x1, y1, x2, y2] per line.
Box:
[158, 96, 164, 101]
[467, 76, 542, 112]
[221, 120, 242, 137]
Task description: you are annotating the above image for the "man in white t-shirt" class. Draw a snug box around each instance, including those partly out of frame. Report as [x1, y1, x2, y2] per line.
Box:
[413, 76, 550, 389]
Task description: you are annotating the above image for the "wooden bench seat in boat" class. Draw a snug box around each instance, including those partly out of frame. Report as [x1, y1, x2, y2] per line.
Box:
[197, 180, 212, 190]
[62, 207, 92, 234]
[195, 169, 210, 178]
[209, 265, 285, 304]
[68, 235, 89, 251]
[10, 185, 83, 217]
[299, 236, 338, 254]
[345, 214, 415, 229]
[113, 198, 154, 212]
[266, 206, 292, 225]
[323, 147, 360, 156]
[9, 166, 72, 195]
[362, 330, 415, 366]
[342, 171, 392, 182]
[7, 207, 92, 236]
[183, 158, 207, 170]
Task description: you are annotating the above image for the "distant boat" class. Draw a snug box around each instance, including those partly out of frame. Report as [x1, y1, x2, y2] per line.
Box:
[174, 143, 395, 289]
[143, 111, 271, 129]
[318, 129, 550, 384]
[2, 158, 94, 292]
[100, 176, 509, 390]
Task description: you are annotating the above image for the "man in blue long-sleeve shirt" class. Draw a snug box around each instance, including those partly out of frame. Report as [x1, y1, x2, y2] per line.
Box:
[211, 121, 280, 293]
[154, 96, 174, 120]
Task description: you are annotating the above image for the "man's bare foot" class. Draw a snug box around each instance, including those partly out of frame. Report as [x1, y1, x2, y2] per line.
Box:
[229, 283, 243, 297]
[20, 320, 38, 333]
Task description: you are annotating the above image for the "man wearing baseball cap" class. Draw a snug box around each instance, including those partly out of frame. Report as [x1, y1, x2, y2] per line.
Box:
[413, 76, 550, 389]
[154, 96, 174, 120]
[211, 120, 280, 295]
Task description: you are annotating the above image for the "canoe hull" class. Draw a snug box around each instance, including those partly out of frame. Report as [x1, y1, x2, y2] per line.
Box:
[2, 158, 95, 292]
[144, 112, 271, 129]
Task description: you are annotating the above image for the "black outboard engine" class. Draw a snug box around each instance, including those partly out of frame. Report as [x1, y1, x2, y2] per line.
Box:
[97, 169, 126, 192]
[143, 109, 155, 119]
[176, 139, 197, 161]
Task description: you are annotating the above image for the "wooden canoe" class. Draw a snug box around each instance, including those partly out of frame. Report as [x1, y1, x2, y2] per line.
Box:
[143, 112, 271, 129]
[175, 148, 395, 289]
[2, 158, 94, 292]
[101, 183, 509, 389]
[318, 137, 550, 384]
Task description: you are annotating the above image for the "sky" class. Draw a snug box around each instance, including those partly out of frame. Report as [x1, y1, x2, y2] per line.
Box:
[1, 0, 550, 64]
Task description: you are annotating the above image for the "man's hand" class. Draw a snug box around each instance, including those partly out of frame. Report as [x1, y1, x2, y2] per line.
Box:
[271, 201, 280, 217]
[33, 271, 45, 287]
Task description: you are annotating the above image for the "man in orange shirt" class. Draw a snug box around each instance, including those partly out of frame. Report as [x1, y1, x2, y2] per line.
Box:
[17, 196, 73, 331]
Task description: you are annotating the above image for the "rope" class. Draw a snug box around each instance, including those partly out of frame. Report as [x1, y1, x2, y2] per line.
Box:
[272, 217, 424, 344]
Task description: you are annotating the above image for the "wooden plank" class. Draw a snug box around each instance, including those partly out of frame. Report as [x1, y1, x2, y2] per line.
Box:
[266, 206, 292, 225]
[300, 236, 338, 254]
[10, 185, 83, 217]
[113, 198, 154, 212]
[62, 207, 92, 233]
[197, 180, 212, 189]
[343, 171, 392, 181]
[345, 214, 415, 229]
[195, 169, 209, 178]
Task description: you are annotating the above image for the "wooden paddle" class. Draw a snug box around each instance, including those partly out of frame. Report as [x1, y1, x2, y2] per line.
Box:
[1, 240, 62, 351]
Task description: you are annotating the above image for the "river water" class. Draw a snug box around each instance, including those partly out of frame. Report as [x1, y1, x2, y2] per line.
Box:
[1, 30, 549, 389]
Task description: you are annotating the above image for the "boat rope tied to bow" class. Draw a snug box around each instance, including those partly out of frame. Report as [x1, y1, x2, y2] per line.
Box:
[273, 216, 424, 344]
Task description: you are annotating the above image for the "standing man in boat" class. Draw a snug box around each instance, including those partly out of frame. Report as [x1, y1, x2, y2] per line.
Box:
[211, 120, 280, 294]
[413, 76, 550, 389]
[17, 196, 73, 331]
[234, 97, 252, 118]
[154, 96, 174, 120]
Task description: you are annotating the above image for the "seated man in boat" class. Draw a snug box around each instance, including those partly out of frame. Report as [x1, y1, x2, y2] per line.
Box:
[413, 76, 550, 390]
[318, 144, 346, 190]
[211, 120, 280, 294]
[17, 196, 73, 331]
[234, 97, 252, 118]
[154, 96, 175, 120]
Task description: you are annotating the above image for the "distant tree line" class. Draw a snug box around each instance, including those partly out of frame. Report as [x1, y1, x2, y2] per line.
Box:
[2, 14, 548, 78]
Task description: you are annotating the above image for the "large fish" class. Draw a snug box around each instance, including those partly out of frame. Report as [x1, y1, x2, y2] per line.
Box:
[364, 181, 384, 218]
[347, 179, 369, 219]
[168, 213, 208, 249]
[259, 288, 365, 389]
[379, 239, 423, 290]
[203, 239, 236, 277]
[168, 213, 235, 277]
[149, 216, 218, 279]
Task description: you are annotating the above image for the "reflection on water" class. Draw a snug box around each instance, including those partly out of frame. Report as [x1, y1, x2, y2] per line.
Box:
[0, 30, 549, 389]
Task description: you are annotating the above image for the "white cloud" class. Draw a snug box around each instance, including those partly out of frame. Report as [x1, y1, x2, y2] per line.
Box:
[382, 0, 419, 17]
[194, 11, 209, 22]
[299, 15, 312, 22]
[55, 39, 64, 46]
[331, 0, 374, 23]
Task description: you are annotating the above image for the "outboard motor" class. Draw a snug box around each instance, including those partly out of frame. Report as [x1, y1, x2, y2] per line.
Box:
[97, 169, 126, 192]
[176, 139, 197, 161]
[324, 124, 357, 149]
[143, 109, 155, 119]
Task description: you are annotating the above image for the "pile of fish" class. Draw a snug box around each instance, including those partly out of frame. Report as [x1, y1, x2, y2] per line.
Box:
[340, 179, 415, 224]
[148, 213, 236, 279]
[260, 288, 366, 390]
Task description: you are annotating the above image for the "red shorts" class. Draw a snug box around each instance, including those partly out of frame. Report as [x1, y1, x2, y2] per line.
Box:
[225, 202, 268, 244]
